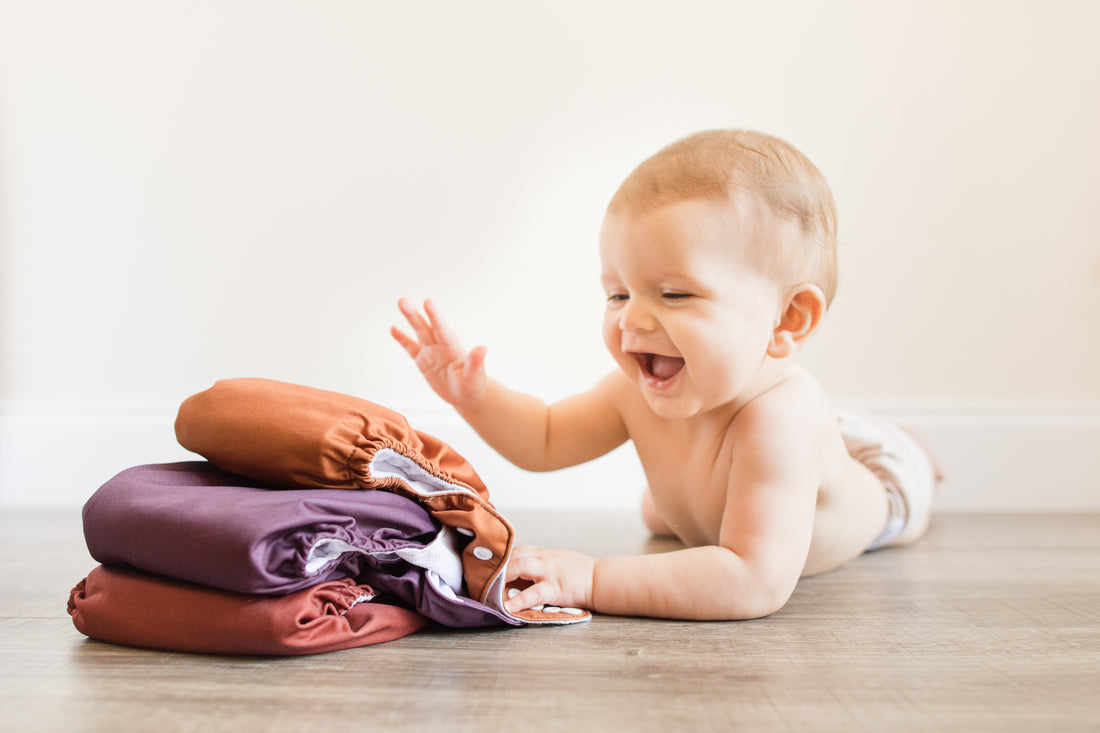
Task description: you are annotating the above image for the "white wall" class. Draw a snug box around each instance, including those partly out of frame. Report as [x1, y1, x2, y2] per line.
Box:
[2, 1, 1099, 510]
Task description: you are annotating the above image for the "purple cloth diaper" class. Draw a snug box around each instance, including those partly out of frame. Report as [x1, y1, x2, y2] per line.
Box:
[83, 462, 516, 627]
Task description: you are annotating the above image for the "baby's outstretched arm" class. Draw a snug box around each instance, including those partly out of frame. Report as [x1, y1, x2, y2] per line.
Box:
[508, 399, 822, 620]
[392, 299, 629, 471]
[505, 544, 797, 620]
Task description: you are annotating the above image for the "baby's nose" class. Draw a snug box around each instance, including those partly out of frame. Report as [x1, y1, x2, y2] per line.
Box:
[619, 300, 657, 332]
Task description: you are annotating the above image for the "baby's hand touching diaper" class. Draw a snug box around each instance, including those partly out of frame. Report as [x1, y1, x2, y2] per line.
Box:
[391, 298, 488, 409]
[504, 545, 595, 614]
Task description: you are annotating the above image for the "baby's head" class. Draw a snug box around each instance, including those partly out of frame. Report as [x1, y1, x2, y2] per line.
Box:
[607, 130, 838, 307]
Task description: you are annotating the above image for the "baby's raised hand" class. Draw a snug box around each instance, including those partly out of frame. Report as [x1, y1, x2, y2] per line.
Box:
[391, 298, 488, 409]
[504, 545, 595, 614]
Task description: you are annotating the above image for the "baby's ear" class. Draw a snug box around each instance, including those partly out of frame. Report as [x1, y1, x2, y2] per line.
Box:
[768, 284, 827, 359]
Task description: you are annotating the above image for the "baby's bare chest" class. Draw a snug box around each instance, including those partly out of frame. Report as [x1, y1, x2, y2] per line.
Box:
[632, 432, 733, 545]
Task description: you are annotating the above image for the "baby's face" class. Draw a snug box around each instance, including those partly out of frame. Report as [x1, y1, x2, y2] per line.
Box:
[599, 198, 786, 420]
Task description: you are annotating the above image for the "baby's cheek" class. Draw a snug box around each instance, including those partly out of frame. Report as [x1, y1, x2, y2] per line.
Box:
[601, 320, 623, 359]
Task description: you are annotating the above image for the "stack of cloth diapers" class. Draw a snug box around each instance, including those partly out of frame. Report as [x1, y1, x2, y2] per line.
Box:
[68, 378, 589, 656]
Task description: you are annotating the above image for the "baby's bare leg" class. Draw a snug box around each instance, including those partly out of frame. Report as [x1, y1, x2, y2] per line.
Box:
[641, 487, 676, 536]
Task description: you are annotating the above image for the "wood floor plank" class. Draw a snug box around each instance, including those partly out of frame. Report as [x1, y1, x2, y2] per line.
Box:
[1, 510, 1098, 731]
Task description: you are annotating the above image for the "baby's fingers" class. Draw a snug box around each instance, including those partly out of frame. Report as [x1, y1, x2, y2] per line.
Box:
[397, 297, 437, 345]
[505, 582, 555, 614]
[390, 326, 420, 358]
[504, 546, 550, 612]
[464, 345, 488, 378]
[423, 299, 465, 354]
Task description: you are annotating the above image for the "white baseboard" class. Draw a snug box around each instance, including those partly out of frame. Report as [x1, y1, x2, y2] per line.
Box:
[2, 404, 1099, 512]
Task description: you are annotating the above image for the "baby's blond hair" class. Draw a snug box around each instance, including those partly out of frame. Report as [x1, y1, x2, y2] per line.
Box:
[608, 130, 838, 306]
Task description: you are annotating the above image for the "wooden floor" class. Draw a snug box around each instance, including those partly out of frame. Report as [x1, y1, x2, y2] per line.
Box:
[2, 509, 1098, 732]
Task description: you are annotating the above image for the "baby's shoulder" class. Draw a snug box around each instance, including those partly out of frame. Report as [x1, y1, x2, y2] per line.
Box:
[733, 365, 834, 434]
[770, 363, 830, 404]
[593, 369, 646, 412]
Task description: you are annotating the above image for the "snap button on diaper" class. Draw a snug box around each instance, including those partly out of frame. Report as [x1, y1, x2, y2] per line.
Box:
[472, 546, 493, 561]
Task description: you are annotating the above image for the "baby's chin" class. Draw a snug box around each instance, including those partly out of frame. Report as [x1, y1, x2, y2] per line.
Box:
[628, 372, 741, 421]
[627, 373, 696, 417]
[639, 391, 704, 421]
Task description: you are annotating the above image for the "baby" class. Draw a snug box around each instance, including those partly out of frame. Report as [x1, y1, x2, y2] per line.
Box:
[392, 129, 939, 620]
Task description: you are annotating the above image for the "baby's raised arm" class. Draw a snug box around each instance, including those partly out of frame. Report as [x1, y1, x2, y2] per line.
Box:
[392, 299, 629, 472]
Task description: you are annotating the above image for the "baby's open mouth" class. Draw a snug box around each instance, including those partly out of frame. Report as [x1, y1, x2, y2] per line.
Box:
[633, 352, 686, 382]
